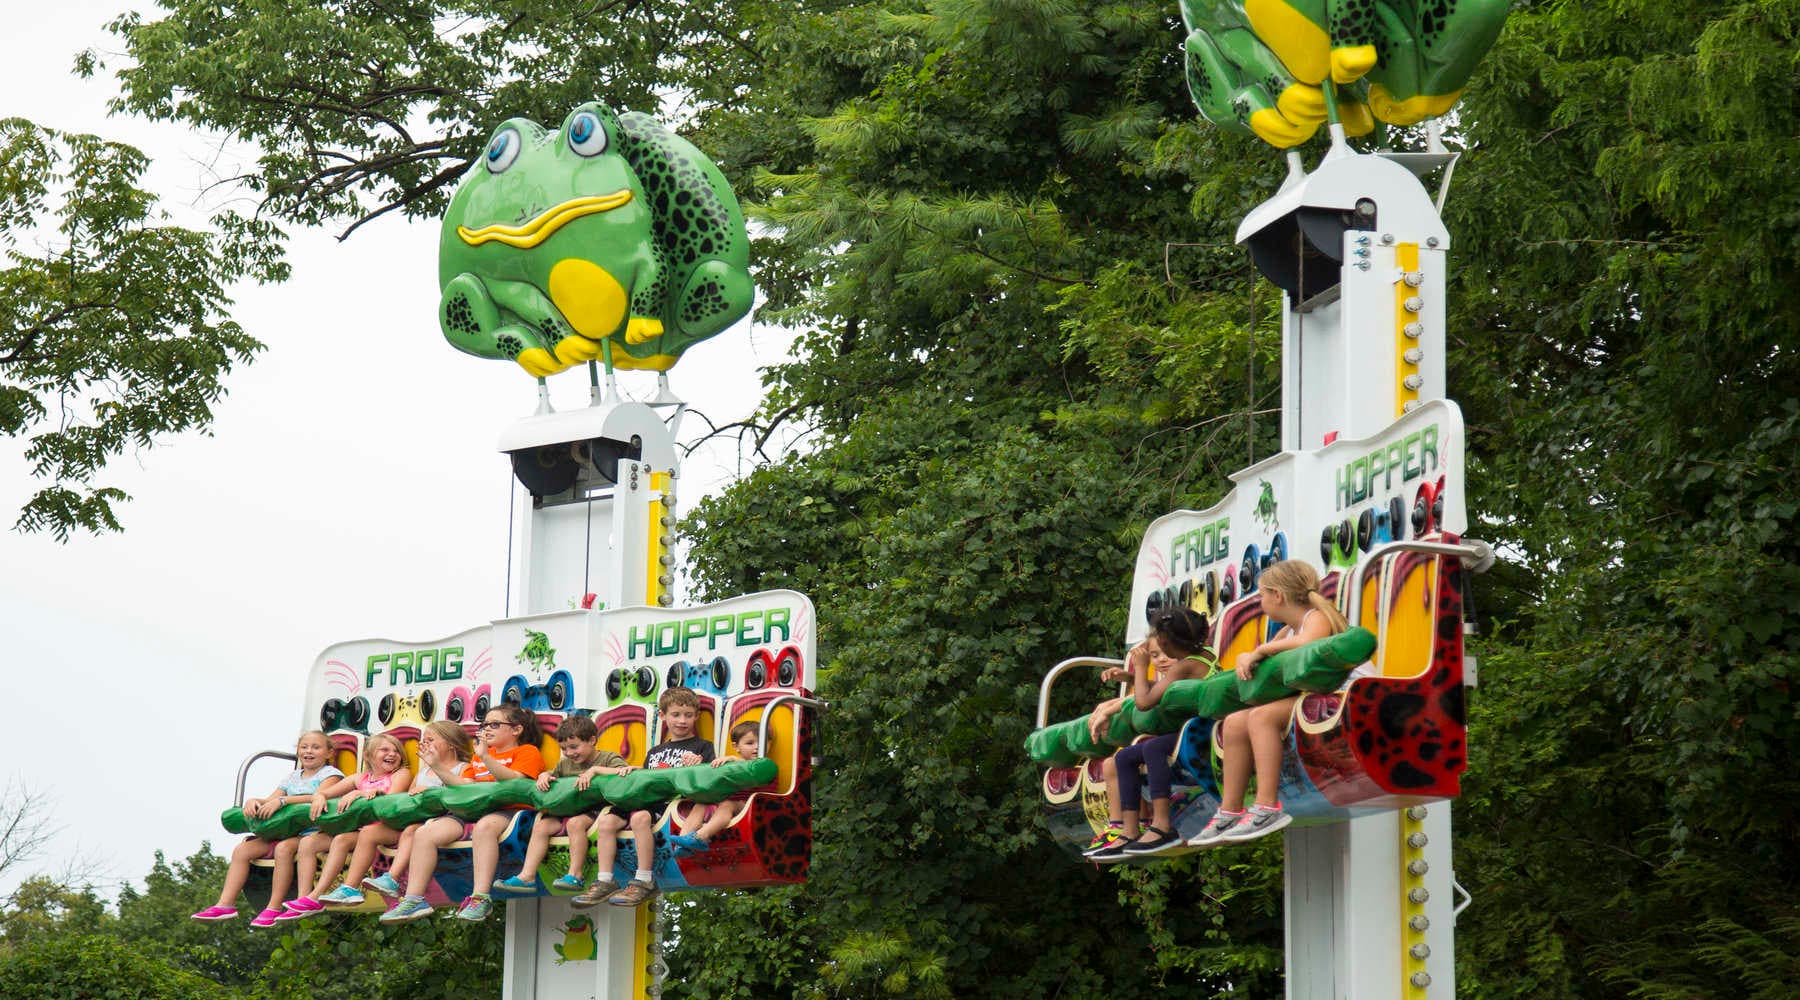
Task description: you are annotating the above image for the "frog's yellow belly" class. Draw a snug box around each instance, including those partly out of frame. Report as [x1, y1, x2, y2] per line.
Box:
[548, 258, 629, 339]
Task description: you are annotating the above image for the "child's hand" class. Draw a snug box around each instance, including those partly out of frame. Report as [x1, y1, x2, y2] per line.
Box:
[678, 751, 701, 766]
[535, 773, 554, 792]
[1235, 651, 1260, 680]
[309, 792, 329, 820]
[1127, 641, 1150, 670]
[575, 772, 593, 790]
[251, 797, 278, 819]
[1099, 665, 1129, 683]
[710, 755, 741, 768]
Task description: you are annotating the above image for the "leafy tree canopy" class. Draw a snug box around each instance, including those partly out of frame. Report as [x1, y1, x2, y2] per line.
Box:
[0, 118, 286, 539]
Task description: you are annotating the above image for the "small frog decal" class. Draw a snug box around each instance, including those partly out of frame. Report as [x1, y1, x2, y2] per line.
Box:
[438, 103, 753, 377]
[552, 914, 597, 964]
[1254, 479, 1278, 531]
[517, 629, 557, 670]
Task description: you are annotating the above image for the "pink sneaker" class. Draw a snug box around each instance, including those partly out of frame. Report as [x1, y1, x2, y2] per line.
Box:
[248, 907, 285, 929]
[282, 896, 324, 913]
[191, 905, 238, 922]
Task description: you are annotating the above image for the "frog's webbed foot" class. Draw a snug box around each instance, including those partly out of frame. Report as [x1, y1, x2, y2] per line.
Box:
[440, 273, 568, 376]
[623, 317, 664, 346]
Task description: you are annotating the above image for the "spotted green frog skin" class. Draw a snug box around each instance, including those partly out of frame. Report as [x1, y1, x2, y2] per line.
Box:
[438, 103, 753, 377]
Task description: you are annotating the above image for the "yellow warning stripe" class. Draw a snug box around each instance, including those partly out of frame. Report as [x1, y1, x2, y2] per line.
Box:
[1395, 242, 1421, 419]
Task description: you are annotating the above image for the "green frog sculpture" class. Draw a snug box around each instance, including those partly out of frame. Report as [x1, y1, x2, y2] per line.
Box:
[438, 103, 754, 377]
[1180, 0, 1509, 148]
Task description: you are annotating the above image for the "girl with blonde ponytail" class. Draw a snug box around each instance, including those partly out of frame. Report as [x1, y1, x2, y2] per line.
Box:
[1193, 559, 1347, 845]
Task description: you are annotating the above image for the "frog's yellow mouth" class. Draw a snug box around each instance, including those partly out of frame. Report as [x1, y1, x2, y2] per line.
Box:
[457, 190, 634, 249]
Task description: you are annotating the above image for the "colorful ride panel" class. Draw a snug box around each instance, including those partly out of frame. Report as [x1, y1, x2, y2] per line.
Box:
[234, 593, 819, 909]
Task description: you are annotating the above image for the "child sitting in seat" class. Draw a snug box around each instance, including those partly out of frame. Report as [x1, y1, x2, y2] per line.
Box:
[384, 705, 544, 922]
[495, 714, 634, 895]
[666, 721, 764, 856]
[192, 730, 345, 928]
[284, 732, 412, 919]
[1081, 608, 1215, 861]
[573, 687, 713, 909]
[1192, 559, 1348, 846]
[327, 721, 477, 908]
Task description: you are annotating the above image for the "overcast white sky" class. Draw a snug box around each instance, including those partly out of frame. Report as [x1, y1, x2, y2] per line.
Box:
[1, 3, 802, 897]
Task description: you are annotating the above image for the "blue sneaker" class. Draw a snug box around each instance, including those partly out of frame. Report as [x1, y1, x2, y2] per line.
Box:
[319, 885, 365, 906]
[455, 894, 494, 922]
[493, 876, 537, 896]
[378, 895, 434, 923]
[362, 873, 402, 898]
[551, 874, 584, 892]
[667, 833, 710, 858]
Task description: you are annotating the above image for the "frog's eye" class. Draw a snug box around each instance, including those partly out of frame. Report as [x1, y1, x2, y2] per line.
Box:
[567, 111, 608, 157]
[484, 127, 522, 174]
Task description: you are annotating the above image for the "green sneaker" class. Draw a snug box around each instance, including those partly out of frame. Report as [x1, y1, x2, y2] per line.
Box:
[378, 895, 434, 923]
[455, 894, 494, 922]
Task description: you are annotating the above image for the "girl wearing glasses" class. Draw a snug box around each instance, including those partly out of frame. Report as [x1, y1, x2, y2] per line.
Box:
[383, 706, 544, 922]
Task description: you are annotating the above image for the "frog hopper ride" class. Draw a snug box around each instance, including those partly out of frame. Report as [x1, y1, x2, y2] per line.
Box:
[438, 102, 755, 378]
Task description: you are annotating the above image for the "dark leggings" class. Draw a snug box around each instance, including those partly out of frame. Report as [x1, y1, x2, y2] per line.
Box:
[1115, 732, 1181, 813]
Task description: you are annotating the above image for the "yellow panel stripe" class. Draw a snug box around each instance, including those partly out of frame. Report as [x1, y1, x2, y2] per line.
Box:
[631, 903, 652, 999]
[646, 472, 671, 606]
[1401, 806, 1429, 998]
[1395, 242, 1421, 418]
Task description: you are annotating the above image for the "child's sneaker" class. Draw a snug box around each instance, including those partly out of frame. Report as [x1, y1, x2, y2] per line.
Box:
[455, 894, 494, 922]
[550, 874, 584, 892]
[1221, 804, 1292, 843]
[606, 880, 657, 907]
[1189, 809, 1246, 846]
[362, 872, 402, 898]
[247, 907, 285, 929]
[1080, 825, 1126, 859]
[667, 833, 709, 857]
[571, 877, 619, 910]
[493, 876, 537, 896]
[190, 905, 238, 922]
[319, 885, 365, 906]
[378, 895, 434, 923]
[276, 897, 324, 921]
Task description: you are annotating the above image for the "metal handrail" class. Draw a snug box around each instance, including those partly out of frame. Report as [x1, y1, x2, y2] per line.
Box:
[233, 750, 298, 807]
[754, 694, 829, 773]
[1036, 656, 1124, 730]
[1344, 538, 1493, 627]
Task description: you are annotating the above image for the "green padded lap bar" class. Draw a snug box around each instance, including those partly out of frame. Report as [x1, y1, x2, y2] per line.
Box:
[370, 786, 448, 829]
[536, 757, 780, 815]
[440, 779, 542, 820]
[217, 802, 318, 840]
[315, 796, 378, 835]
[1025, 628, 1377, 766]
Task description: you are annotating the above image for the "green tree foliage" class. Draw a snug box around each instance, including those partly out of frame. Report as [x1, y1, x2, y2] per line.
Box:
[0, 934, 238, 1000]
[85, 1, 1799, 997]
[0, 118, 287, 539]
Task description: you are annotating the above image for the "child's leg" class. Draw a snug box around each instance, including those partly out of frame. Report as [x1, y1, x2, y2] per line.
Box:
[626, 810, 656, 882]
[564, 814, 594, 879]
[468, 812, 512, 896]
[1245, 697, 1298, 809]
[1111, 742, 1150, 837]
[341, 823, 399, 886]
[588, 813, 625, 877]
[296, 831, 333, 897]
[515, 812, 564, 881]
[1217, 710, 1253, 809]
[266, 838, 299, 909]
[310, 832, 358, 896]
[689, 801, 739, 843]
[405, 816, 463, 894]
[1138, 732, 1182, 833]
[1101, 755, 1123, 824]
[215, 837, 270, 908]
[389, 823, 420, 877]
